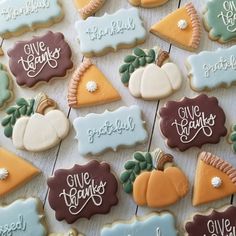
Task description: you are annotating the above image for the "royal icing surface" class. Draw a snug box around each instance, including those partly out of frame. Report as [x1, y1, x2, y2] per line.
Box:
[2, 93, 70, 152]
[185, 205, 236, 236]
[0, 0, 63, 38]
[75, 8, 146, 57]
[0, 198, 47, 236]
[0, 147, 40, 196]
[193, 152, 236, 206]
[159, 94, 227, 152]
[120, 149, 189, 208]
[101, 212, 178, 236]
[229, 124, 236, 153]
[8, 31, 73, 88]
[73, 105, 148, 155]
[49, 229, 83, 236]
[188, 46, 236, 91]
[0, 64, 13, 109]
[204, 0, 236, 43]
[47, 160, 118, 224]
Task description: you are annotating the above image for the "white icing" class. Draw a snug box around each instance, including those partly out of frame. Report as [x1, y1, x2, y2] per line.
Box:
[128, 63, 182, 100]
[12, 110, 69, 152]
[0, 168, 9, 180]
[217, 1, 236, 33]
[211, 176, 222, 188]
[177, 19, 188, 30]
[18, 41, 61, 78]
[86, 81, 98, 93]
[59, 172, 107, 215]
[171, 106, 216, 144]
[206, 219, 236, 235]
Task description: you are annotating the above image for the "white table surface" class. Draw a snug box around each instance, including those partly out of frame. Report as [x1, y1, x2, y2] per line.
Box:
[0, 0, 235, 235]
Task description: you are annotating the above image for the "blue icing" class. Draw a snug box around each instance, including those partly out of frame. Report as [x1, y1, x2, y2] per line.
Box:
[188, 45, 236, 91]
[73, 105, 148, 156]
[75, 8, 146, 56]
[0, 0, 62, 36]
[101, 212, 178, 236]
[0, 198, 47, 236]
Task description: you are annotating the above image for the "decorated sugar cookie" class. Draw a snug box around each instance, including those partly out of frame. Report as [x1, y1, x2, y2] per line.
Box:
[229, 124, 236, 153]
[8, 31, 73, 88]
[73, 105, 148, 156]
[187, 46, 236, 92]
[128, 0, 169, 8]
[68, 59, 120, 108]
[0, 198, 47, 236]
[159, 94, 227, 151]
[0, 0, 63, 39]
[101, 212, 178, 236]
[185, 205, 236, 236]
[75, 8, 146, 57]
[49, 229, 83, 236]
[120, 47, 182, 100]
[0, 64, 13, 109]
[193, 152, 236, 206]
[203, 0, 236, 43]
[120, 149, 189, 208]
[2, 93, 70, 152]
[150, 3, 201, 51]
[0, 147, 40, 196]
[47, 160, 118, 224]
[74, 0, 106, 19]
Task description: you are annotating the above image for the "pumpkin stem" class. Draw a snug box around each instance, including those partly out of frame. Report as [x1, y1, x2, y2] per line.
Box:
[34, 93, 57, 115]
[156, 152, 174, 170]
[156, 50, 169, 67]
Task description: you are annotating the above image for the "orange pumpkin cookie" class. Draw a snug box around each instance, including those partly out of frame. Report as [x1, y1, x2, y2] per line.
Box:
[150, 3, 201, 51]
[129, 0, 169, 8]
[193, 152, 236, 206]
[0, 147, 40, 196]
[68, 58, 121, 108]
[74, 0, 106, 19]
[120, 148, 189, 208]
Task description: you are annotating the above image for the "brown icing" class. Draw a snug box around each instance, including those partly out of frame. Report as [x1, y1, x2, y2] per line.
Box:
[185, 206, 236, 236]
[159, 94, 227, 151]
[47, 160, 118, 224]
[7, 31, 73, 88]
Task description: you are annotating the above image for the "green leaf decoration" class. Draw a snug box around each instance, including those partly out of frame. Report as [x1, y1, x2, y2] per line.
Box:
[134, 48, 146, 57]
[120, 47, 157, 84]
[2, 98, 35, 138]
[233, 125, 236, 132]
[134, 152, 145, 162]
[120, 151, 154, 194]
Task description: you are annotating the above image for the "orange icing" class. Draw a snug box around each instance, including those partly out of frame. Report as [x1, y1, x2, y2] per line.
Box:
[129, 0, 168, 7]
[193, 152, 236, 206]
[68, 59, 120, 108]
[0, 147, 40, 196]
[150, 3, 201, 51]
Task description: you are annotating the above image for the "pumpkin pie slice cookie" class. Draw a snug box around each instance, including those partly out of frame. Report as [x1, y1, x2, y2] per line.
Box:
[74, 0, 106, 19]
[193, 152, 236, 206]
[0, 148, 40, 196]
[68, 58, 120, 108]
[150, 3, 201, 51]
[120, 148, 189, 208]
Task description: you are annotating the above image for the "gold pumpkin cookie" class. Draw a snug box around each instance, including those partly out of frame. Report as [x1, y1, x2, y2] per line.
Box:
[68, 58, 121, 108]
[150, 3, 201, 51]
[193, 152, 236, 206]
[129, 0, 169, 8]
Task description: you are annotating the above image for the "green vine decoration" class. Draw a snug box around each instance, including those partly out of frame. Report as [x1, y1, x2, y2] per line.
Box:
[230, 125, 236, 153]
[119, 48, 156, 85]
[2, 98, 35, 138]
[120, 151, 154, 194]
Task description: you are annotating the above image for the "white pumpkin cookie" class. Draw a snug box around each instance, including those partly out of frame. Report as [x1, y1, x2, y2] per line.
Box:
[120, 47, 182, 100]
[1, 93, 70, 152]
